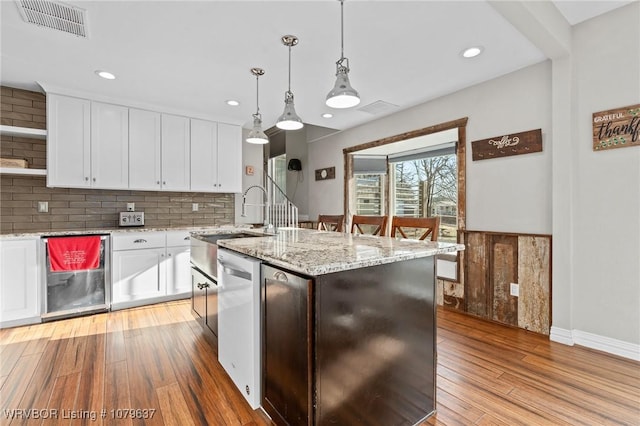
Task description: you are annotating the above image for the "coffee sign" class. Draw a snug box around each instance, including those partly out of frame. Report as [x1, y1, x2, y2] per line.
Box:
[593, 104, 640, 151]
[471, 129, 542, 161]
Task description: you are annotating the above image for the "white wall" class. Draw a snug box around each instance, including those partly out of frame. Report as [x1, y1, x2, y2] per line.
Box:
[308, 61, 553, 234]
[568, 4, 640, 345]
[235, 129, 265, 225]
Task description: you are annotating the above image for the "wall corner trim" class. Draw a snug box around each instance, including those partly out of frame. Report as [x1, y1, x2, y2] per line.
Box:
[550, 326, 640, 361]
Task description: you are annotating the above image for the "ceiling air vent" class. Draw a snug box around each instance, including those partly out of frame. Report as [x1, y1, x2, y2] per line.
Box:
[15, 0, 88, 38]
[357, 100, 399, 115]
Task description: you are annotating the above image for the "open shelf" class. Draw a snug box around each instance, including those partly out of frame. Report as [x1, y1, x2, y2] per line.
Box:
[0, 167, 46, 176]
[0, 125, 47, 139]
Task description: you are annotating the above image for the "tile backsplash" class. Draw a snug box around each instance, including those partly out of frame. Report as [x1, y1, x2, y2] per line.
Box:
[1, 86, 235, 234]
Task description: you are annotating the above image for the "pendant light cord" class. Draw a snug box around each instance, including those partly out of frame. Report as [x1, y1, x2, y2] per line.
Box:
[288, 45, 292, 93]
[255, 74, 260, 115]
[340, 0, 344, 61]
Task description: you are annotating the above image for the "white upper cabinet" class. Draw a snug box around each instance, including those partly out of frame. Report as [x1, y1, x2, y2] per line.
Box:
[47, 94, 91, 187]
[190, 119, 242, 193]
[46, 91, 241, 193]
[190, 118, 218, 192]
[129, 108, 162, 190]
[91, 102, 129, 189]
[216, 123, 242, 193]
[161, 114, 190, 191]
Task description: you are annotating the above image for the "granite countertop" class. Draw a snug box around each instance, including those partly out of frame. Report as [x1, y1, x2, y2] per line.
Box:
[0, 225, 256, 240]
[218, 228, 464, 276]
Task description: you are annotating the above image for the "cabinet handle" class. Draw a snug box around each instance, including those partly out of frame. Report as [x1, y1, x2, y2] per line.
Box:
[93, 177, 96, 182]
[85, 177, 89, 181]
[196, 282, 210, 290]
[156, 181, 160, 185]
[184, 236, 190, 240]
[163, 181, 166, 185]
[168, 253, 172, 257]
[133, 239, 147, 243]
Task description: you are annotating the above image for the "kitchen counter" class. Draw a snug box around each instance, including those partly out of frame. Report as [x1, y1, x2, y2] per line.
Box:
[217, 227, 464, 276]
[0, 225, 259, 240]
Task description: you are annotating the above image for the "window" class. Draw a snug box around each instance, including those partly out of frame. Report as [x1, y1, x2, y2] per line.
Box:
[354, 174, 384, 215]
[390, 152, 458, 243]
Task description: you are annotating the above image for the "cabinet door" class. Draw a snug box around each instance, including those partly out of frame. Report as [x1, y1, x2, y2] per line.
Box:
[91, 102, 129, 189]
[0, 239, 39, 324]
[216, 123, 242, 193]
[161, 114, 190, 191]
[47, 94, 91, 188]
[165, 246, 191, 295]
[112, 248, 166, 303]
[190, 118, 217, 192]
[129, 108, 161, 190]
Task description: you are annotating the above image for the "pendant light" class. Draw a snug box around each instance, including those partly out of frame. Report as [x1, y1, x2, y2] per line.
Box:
[276, 35, 304, 130]
[326, 0, 360, 109]
[246, 67, 269, 144]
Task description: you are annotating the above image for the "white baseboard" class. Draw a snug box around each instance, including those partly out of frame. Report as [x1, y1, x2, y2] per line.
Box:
[550, 326, 640, 361]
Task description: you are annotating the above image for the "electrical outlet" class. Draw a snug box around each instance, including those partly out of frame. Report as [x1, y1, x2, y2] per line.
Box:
[37, 201, 48, 213]
[510, 283, 519, 297]
[192, 203, 199, 212]
[127, 203, 135, 212]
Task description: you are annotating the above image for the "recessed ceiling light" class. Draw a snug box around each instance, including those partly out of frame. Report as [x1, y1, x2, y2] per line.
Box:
[461, 46, 483, 58]
[95, 70, 116, 80]
[322, 113, 333, 118]
[226, 100, 240, 106]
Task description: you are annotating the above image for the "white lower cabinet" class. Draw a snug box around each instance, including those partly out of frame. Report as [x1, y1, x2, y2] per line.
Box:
[0, 238, 40, 327]
[111, 230, 190, 310]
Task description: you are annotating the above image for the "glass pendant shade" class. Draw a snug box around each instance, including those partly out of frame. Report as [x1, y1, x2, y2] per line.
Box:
[246, 114, 269, 144]
[326, 66, 360, 108]
[276, 92, 303, 130]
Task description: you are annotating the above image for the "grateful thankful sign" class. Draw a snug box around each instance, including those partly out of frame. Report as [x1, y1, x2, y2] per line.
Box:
[471, 129, 542, 161]
[593, 104, 640, 151]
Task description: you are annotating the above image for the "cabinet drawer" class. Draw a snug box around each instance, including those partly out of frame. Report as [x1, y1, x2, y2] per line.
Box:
[112, 231, 165, 251]
[166, 230, 191, 247]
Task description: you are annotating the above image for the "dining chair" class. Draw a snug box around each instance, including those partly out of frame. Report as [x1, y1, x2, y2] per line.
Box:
[350, 215, 388, 236]
[390, 216, 440, 241]
[317, 215, 345, 232]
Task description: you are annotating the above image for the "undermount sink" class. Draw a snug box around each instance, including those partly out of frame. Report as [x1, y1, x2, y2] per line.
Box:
[193, 232, 260, 245]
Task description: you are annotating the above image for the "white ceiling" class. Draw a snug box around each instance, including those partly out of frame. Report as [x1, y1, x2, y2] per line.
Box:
[0, 1, 632, 136]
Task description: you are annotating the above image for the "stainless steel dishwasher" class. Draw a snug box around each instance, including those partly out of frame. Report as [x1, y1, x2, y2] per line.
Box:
[217, 248, 262, 409]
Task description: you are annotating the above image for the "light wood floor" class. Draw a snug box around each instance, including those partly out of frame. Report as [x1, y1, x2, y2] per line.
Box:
[1, 300, 638, 425]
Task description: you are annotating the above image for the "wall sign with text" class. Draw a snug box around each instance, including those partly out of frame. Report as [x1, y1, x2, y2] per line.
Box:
[593, 104, 640, 151]
[471, 129, 542, 161]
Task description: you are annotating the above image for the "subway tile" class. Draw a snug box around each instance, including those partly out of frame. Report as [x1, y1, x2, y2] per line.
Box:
[50, 208, 85, 215]
[85, 207, 117, 214]
[0, 223, 14, 233]
[51, 222, 87, 230]
[1, 200, 33, 208]
[13, 222, 50, 232]
[2, 97, 32, 107]
[12, 105, 46, 116]
[12, 207, 37, 215]
[0, 103, 12, 112]
[33, 101, 46, 110]
[1, 215, 32, 222]
[70, 201, 100, 208]
[13, 193, 50, 201]
[85, 221, 117, 229]
[0, 186, 33, 194]
[1, 208, 13, 216]
[12, 120, 45, 129]
[12, 90, 45, 102]
[3, 111, 32, 121]
[33, 215, 68, 223]
[68, 214, 100, 222]
[33, 186, 69, 194]
[1, 118, 13, 126]
[100, 202, 118, 208]
[1, 87, 13, 96]
[86, 194, 116, 202]
[144, 196, 171, 202]
[115, 195, 139, 202]
[51, 194, 86, 201]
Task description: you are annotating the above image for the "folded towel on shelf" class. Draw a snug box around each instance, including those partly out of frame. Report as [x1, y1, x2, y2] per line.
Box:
[48, 236, 101, 272]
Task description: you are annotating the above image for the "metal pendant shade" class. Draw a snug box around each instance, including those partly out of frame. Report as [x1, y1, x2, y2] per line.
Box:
[276, 35, 304, 130]
[245, 67, 268, 144]
[326, 0, 360, 109]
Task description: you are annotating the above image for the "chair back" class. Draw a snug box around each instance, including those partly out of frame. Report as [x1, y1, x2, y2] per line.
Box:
[317, 215, 345, 232]
[390, 216, 440, 241]
[350, 215, 388, 236]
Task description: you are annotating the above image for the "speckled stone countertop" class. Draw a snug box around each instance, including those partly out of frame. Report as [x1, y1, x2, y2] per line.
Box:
[0, 225, 257, 240]
[218, 228, 464, 276]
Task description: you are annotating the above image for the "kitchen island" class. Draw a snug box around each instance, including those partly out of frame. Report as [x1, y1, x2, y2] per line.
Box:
[217, 228, 463, 426]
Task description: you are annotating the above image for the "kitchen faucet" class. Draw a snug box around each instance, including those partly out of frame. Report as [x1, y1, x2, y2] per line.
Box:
[241, 185, 273, 230]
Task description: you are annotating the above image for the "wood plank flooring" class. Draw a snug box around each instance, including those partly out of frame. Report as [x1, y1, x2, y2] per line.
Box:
[1, 301, 638, 425]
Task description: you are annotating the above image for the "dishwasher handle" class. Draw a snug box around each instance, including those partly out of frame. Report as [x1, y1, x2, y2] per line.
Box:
[219, 261, 252, 281]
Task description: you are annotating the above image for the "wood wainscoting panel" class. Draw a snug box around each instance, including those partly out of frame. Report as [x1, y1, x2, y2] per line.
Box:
[464, 232, 489, 317]
[490, 235, 519, 327]
[518, 236, 551, 334]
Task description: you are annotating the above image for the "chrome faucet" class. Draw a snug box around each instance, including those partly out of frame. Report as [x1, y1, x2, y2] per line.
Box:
[241, 185, 273, 230]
